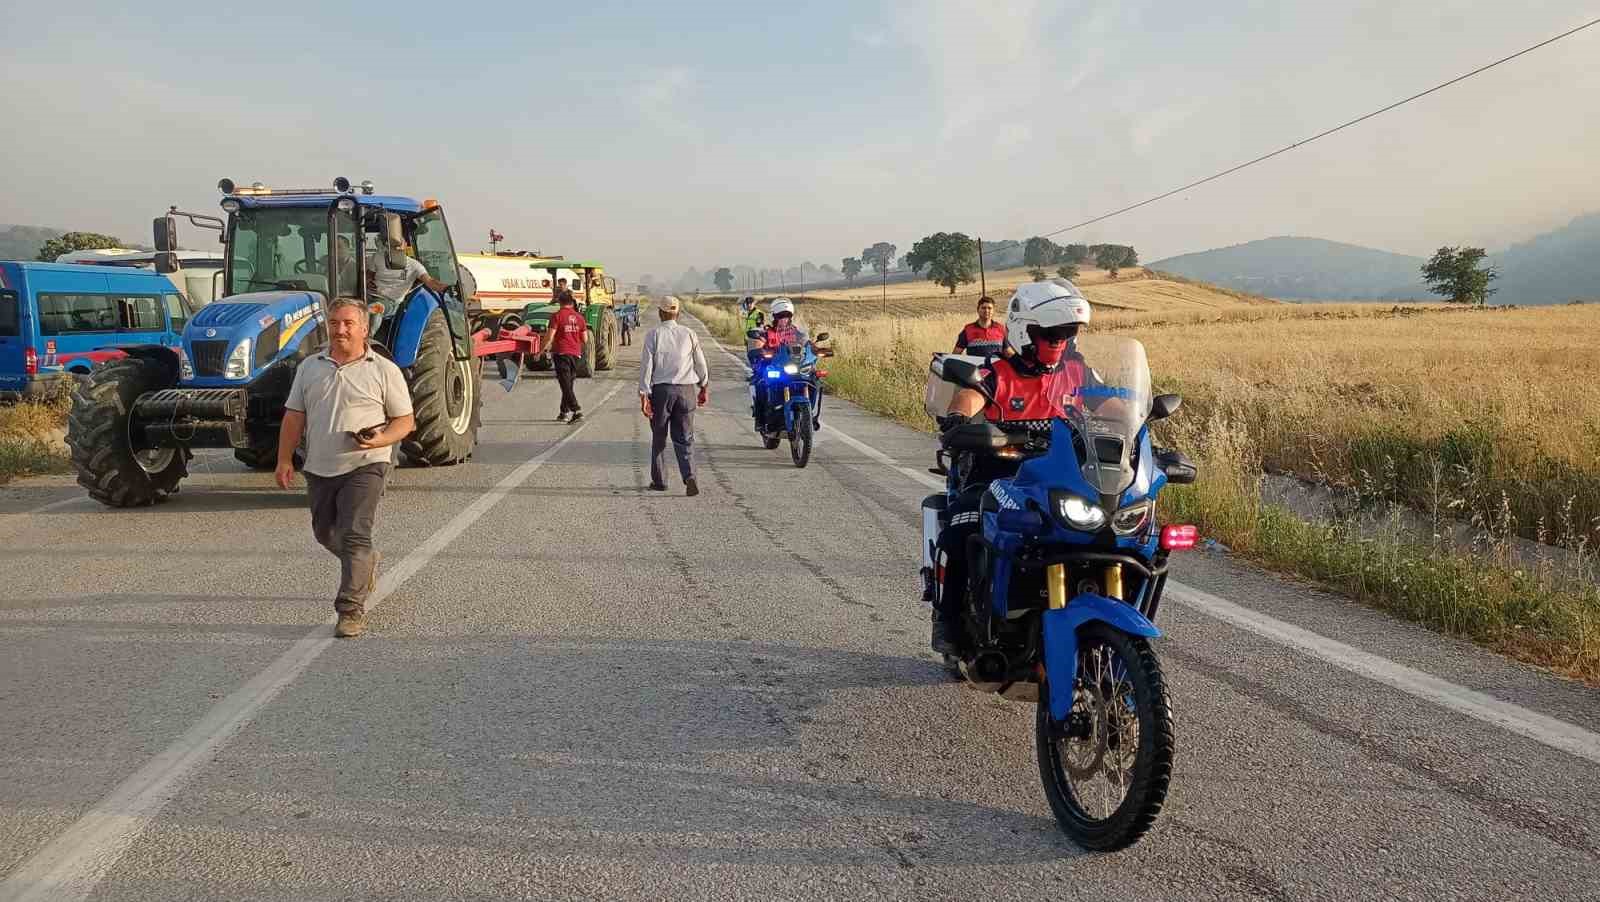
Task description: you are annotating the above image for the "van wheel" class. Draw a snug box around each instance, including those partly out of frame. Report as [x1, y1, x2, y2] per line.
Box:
[66, 357, 187, 507]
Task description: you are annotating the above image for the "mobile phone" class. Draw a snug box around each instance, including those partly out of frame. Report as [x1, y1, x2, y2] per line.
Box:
[350, 423, 386, 442]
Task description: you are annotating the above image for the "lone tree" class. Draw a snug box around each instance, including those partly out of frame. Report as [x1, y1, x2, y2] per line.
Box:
[842, 257, 863, 285]
[1094, 244, 1137, 279]
[861, 242, 897, 277]
[1023, 236, 1062, 271]
[1056, 262, 1080, 281]
[713, 267, 734, 292]
[1421, 246, 1498, 305]
[906, 232, 978, 295]
[37, 231, 124, 261]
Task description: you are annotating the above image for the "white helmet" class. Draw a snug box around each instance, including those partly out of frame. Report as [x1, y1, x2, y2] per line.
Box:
[1006, 280, 1091, 355]
[769, 297, 795, 319]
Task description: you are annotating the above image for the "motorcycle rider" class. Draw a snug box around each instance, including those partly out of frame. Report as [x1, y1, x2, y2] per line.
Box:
[931, 281, 1097, 654]
[748, 297, 820, 428]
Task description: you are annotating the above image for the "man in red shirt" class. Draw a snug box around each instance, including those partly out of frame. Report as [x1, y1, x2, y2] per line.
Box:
[545, 293, 588, 423]
[953, 296, 1009, 359]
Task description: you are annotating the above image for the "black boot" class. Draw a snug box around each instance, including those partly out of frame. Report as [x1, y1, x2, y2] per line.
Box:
[931, 616, 959, 655]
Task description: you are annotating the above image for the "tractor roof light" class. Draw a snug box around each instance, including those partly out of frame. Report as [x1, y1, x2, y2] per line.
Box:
[220, 199, 241, 214]
[334, 176, 351, 193]
[360, 180, 375, 195]
[217, 178, 236, 194]
[336, 197, 356, 212]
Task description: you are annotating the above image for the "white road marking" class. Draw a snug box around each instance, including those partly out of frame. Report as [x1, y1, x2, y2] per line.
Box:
[0, 382, 625, 902]
[695, 299, 1600, 768]
[1162, 582, 1600, 765]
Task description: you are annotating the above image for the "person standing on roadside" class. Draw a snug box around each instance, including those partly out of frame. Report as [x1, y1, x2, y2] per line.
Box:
[276, 297, 416, 639]
[545, 291, 588, 423]
[638, 296, 709, 496]
[954, 295, 1010, 358]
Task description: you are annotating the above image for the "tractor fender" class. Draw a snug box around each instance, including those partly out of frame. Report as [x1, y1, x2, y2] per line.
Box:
[387, 292, 442, 368]
[1041, 593, 1161, 723]
[110, 345, 183, 387]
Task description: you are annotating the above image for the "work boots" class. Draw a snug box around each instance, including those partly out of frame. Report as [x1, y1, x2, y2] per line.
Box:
[335, 610, 367, 639]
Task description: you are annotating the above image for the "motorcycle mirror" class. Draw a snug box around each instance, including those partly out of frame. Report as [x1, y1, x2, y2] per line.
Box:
[1150, 393, 1183, 421]
[939, 358, 984, 389]
[814, 331, 830, 342]
[746, 329, 763, 340]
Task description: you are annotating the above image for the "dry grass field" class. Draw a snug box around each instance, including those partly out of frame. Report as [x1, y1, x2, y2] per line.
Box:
[0, 395, 71, 485]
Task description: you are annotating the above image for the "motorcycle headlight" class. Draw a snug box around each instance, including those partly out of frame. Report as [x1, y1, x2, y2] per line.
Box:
[1112, 500, 1152, 535]
[1050, 491, 1106, 530]
[764, 368, 782, 379]
[224, 338, 252, 379]
[783, 363, 799, 375]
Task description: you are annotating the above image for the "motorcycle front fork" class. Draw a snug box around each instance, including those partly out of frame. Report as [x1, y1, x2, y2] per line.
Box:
[1045, 562, 1123, 610]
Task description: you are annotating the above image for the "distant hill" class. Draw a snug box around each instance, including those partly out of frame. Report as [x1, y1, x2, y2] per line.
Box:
[1149, 236, 1429, 301]
[0, 224, 64, 262]
[1152, 216, 1600, 305]
[1490, 212, 1600, 305]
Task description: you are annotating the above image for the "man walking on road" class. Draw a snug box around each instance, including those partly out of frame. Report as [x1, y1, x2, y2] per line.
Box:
[639, 296, 708, 496]
[276, 297, 416, 638]
[545, 290, 588, 423]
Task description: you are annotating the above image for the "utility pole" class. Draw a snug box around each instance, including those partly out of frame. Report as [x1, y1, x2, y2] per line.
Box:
[978, 237, 987, 298]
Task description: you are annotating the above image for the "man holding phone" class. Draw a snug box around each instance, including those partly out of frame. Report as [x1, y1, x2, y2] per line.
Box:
[276, 297, 416, 638]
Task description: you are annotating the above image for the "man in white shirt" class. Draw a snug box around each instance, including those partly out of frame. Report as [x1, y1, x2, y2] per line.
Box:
[367, 239, 447, 304]
[638, 296, 709, 496]
[276, 297, 416, 638]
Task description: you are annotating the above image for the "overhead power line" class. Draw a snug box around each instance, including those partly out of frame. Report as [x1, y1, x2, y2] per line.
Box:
[996, 15, 1600, 256]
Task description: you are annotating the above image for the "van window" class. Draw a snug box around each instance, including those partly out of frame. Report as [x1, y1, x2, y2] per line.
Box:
[125, 296, 164, 331]
[36, 293, 174, 335]
[0, 290, 18, 337]
[38, 294, 120, 334]
[164, 294, 190, 333]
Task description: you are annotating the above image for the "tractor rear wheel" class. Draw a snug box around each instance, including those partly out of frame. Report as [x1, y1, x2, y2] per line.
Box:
[595, 310, 618, 371]
[401, 309, 482, 466]
[576, 332, 597, 378]
[66, 357, 187, 507]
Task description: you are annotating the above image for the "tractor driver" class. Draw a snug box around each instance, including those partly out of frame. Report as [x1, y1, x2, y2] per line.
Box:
[364, 215, 447, 304]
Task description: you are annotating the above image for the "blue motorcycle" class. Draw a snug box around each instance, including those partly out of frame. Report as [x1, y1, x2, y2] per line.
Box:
[919, 336, 1198, 851]
[747, 329, 830, 468]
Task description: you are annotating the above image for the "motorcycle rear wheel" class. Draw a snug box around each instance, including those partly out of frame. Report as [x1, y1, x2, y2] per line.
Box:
[1036, 622, 1174, 851]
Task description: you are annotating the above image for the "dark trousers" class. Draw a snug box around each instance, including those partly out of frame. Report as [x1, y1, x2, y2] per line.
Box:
[304, 463, 389, 614]
[620, 323, 632, 346]
[553, 353, 581, 415]
[650, 383, 697, 486]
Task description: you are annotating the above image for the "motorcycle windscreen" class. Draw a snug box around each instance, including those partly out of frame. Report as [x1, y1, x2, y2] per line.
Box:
[1062, 335, 1153, 497]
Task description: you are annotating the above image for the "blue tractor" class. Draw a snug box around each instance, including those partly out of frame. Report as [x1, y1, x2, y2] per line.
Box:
[67, 178, 486, 506]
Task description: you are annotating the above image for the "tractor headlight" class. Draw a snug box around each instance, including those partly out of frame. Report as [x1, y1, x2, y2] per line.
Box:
[1050, 491, 1106, 530]
[783, 363, 799, 375]
[177, 347, 194, 381]
[1112, 500, 1152, 535]
[225, 338, 252, 380]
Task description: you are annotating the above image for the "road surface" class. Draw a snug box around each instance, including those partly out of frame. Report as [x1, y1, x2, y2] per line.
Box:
[1, 316, 1597, 901]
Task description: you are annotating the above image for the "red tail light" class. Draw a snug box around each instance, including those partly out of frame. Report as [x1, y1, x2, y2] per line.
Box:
[1160, 524, 1198, 550]
[24, 347, 38, 375]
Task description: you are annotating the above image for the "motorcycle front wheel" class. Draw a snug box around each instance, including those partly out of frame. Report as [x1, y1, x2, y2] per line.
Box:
[789, 405, 813, 468]
[1036, 622, 1174, 851]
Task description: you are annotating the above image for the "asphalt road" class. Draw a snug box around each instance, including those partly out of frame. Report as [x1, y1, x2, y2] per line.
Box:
[1, 316, 1597, 901]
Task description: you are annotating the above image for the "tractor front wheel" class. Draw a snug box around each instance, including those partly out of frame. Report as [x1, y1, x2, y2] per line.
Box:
[66, 357, 188, 507]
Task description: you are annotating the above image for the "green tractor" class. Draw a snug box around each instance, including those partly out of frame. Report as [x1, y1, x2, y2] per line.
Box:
[517, 262, 619, 377]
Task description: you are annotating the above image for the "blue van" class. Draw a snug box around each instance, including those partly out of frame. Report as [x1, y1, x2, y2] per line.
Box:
[0, 263, 193, 399]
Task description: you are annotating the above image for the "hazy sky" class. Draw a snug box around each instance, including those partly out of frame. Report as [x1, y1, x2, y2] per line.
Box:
[3, 1, 1597, 279]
